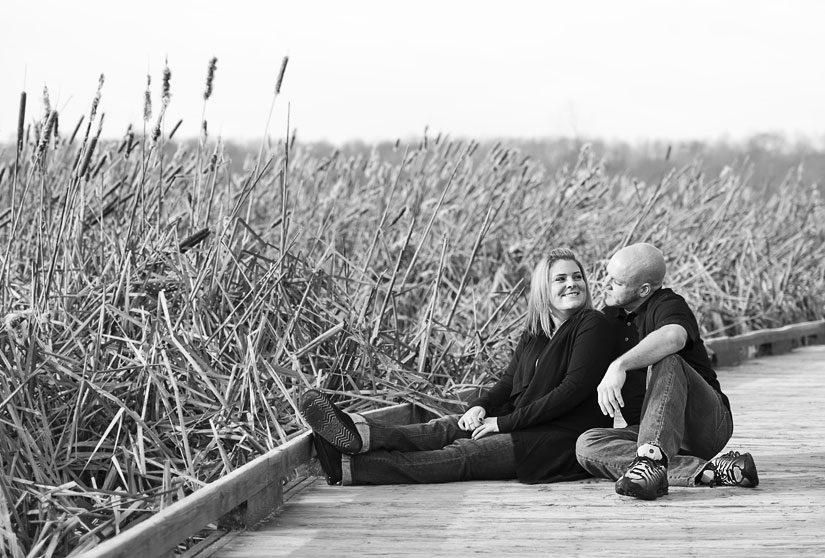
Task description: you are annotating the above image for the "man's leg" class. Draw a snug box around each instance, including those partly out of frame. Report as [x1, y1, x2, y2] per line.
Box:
[636, 355, 733, 486]
[576, 425, 640, 480]
[344, 433, 517, 485]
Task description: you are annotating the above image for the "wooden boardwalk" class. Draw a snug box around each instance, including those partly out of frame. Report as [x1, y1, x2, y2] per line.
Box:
[206, 346, 825, 557]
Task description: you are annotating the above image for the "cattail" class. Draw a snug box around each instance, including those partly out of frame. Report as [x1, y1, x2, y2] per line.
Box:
[35, 110, 58, 161]
[78, 113, 104, 178]
[51, 111, 59, 150]
[16, 91, 26, 154]
[117, 124, 132, 154]
[92, 154, 108, 178]
[95, 113, 104, 141]
[161, 62, 171, 107]
[204, 57, 217, 100]
[125, 125, 135, 159]
[143, 74, 152, 122]
[42, 85, 51, 124]
[79, 135, 98, 178]
[275, 56, 289, 94]
[32, 123, 41, 152]
[151, 108, 164, 146]
[151, 62, 172, 146]
[90, 74, 104, 122]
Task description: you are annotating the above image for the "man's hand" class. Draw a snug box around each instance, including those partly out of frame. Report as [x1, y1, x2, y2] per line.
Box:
[597, 360, 627, 417]
[472, 417, 500, 440]
[458, 406, 486, 431]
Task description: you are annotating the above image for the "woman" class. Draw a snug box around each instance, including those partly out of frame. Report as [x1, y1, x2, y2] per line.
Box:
[299, 248, 623, 485]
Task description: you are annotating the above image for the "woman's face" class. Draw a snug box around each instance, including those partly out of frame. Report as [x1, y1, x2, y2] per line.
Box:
[548, 259, 587, 320]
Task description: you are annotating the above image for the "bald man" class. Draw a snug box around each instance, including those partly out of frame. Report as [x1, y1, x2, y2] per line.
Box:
[576, 243, 759, 500]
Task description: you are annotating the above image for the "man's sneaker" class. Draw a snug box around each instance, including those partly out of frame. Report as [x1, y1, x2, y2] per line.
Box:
[615, 456, 669, 500]
[299, 389, 363, 454]
[705, 451, 759, 487]
[312, 433, 343, 485]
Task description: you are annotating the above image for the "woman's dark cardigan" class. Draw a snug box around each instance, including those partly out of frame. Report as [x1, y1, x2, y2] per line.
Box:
[469, 308, 621, 483]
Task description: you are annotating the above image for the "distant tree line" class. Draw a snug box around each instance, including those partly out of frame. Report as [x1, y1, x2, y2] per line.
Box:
[212, 133, 825, 196]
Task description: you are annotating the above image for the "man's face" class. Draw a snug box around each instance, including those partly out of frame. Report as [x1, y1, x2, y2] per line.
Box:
[603, 258, 642, 309]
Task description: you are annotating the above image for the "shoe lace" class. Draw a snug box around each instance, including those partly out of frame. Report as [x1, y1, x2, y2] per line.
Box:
[625, 456, 664, 483]
[709, 451, 743, 486]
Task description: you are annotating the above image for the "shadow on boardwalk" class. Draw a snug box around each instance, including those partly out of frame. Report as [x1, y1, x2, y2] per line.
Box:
[209, 347, 825, 557]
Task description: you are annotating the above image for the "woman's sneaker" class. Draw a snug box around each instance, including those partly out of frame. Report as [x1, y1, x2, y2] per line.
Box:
[705, 451, 759, 487]
[615, 456, 669, 500]
[299, 389, 363, 454]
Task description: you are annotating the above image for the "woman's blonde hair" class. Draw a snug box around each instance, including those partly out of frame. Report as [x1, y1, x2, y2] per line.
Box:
[526, 248, 592, 337]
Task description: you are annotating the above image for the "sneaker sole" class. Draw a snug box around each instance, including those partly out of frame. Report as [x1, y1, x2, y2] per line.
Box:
[301, 390, 362, 454]
[615, 481, 669, 500]
[740, 453, 759, 487]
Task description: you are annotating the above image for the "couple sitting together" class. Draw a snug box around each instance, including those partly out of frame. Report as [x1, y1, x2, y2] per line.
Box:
[299, 243, 759, 500]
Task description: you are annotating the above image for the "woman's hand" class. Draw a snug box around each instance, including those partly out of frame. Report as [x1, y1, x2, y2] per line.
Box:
[458, 406, 486, 431]
[472, 417, 500, 440]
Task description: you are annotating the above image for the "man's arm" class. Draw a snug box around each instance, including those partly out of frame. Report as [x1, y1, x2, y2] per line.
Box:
[597, 324, 687, 417]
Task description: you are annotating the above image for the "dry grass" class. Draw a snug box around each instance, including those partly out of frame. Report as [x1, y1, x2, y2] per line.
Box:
[0, 64, 823, 557]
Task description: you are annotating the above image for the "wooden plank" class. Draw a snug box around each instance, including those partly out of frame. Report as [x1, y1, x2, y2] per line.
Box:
[210, 346, 825, 557]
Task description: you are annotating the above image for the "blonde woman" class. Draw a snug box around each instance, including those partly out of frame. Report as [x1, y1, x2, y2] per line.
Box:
[300, 248, 633, 485]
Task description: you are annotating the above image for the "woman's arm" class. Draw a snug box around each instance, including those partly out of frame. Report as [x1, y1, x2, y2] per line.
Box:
[495, 313, 616, 433]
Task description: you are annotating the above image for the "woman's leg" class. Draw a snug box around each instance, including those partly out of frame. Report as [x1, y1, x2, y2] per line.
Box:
[344, 433, 517, 485]
[361, 414, 471, 452]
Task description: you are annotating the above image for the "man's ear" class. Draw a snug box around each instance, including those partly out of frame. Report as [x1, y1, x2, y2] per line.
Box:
[638, 283, 652, 297]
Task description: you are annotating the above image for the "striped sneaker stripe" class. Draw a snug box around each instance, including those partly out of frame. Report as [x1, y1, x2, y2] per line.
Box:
[615, 456, 669, 500]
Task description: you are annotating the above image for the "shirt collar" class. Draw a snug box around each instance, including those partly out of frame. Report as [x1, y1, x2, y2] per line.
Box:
[632, 286, 666, 319]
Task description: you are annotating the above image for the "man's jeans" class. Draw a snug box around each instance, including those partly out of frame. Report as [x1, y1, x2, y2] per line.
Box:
[343, 415, 517, 485]
[576, 355, 733, 486]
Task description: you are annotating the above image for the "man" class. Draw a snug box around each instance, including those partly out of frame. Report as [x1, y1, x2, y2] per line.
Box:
[576, 243, 759, 500]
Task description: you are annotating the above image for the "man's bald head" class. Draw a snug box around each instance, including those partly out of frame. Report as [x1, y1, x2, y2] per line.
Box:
[610, 243, 666, 289]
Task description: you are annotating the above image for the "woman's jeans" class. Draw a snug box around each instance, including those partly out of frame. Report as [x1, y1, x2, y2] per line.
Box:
[576, 355, 733, 486]
[343, 415, 517, 485]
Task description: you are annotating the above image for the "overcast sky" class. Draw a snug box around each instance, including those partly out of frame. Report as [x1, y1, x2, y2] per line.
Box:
[2, 0, 824, 145]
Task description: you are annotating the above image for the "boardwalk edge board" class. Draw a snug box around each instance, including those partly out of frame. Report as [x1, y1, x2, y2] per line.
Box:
[76, 319, 825, 558]
[705, 319, 825, 367]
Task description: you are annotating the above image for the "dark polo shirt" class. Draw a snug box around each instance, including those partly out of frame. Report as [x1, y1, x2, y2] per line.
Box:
[601, 306, 647, 425]
[608, 287, 730, 411]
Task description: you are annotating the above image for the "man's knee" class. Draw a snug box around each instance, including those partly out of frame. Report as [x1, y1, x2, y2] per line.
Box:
[576, 428, 610, 459]
[651, 354, 687, 374]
